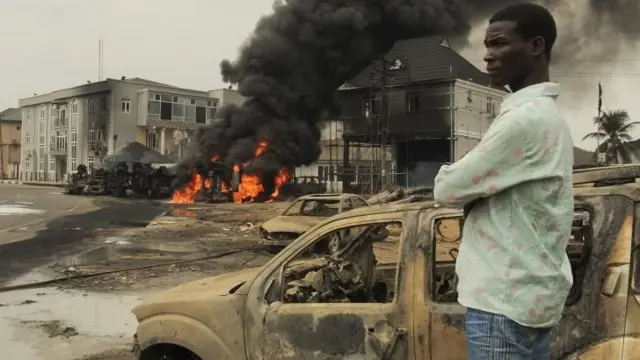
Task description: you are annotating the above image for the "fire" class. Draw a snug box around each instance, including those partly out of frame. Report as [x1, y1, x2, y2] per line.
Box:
[170, 141, 291, 204]
[170, 172, 211, 203]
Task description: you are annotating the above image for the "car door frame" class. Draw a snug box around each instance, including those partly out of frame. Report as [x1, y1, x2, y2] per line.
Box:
[243, 209, 420, 360]
[418, 196, 634, 360]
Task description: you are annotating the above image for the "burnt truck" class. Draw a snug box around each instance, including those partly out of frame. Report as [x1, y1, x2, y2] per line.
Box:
[131, 164, 640, 360]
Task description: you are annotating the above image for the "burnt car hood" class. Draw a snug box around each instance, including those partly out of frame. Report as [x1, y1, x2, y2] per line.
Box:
[261, 215, 325, 234]
[132, 267, 260, 321]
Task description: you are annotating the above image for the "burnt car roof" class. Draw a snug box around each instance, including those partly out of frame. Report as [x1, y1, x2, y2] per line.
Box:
[297, 193, 362, 201]
[573, 164, 640, 186]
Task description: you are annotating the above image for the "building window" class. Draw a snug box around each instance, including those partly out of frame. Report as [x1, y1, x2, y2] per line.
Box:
[406, 92, 420, 113]
[146, 131, 159, 151]
[362, 97, 379, 118]
[40, 106, 46, 118]
[486, 98, 497, 116]
[89, 100, 95, 113]
[101, 97, 108, 112]
[57, 108, 67, 127]
[25, 133, 30, 144]
[38, 149, 44, 172]
[71, 101, 78, 114]
[121, 99, 131, 113]
[149, 93, 216, 122]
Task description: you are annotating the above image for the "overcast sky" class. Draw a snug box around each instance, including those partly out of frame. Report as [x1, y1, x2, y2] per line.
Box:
[1, 0, 638, 151]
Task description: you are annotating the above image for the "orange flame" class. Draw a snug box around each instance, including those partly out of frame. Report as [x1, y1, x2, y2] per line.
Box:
[170, 142, 291, 204]
[170, 172, 211, 203]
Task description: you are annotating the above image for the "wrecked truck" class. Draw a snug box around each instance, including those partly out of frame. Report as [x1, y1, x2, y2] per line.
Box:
[132, 164, 640, 359]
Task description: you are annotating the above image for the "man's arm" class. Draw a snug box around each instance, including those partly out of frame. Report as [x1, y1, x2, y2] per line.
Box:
[434, 117, 547, 207]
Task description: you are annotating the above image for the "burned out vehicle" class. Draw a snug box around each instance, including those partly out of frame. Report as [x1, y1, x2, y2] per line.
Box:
[259, 193, 369, 247]
[132, 165, 640, 359]
[65, 164, 90, 195]
[278, 175, 327, 199]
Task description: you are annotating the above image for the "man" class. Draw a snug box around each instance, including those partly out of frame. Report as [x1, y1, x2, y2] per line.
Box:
[433, 3, 573, 359]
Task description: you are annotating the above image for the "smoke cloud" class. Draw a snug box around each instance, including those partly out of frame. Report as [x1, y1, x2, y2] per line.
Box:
[175, 0, 639, 193]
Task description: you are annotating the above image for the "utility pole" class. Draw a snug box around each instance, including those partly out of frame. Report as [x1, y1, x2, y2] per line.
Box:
[379, 62, 388, 189]
[0, 114, 4, 179]
[596, 81, 604, 165]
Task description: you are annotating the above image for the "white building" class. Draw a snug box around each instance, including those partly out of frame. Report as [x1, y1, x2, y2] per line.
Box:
[18, 78, 244, 182]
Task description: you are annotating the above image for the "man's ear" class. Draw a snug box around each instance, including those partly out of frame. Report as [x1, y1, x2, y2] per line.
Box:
[530, 36, 546, 57]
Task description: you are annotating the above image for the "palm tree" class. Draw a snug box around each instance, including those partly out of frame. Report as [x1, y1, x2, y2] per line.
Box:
[582, 109, 640, 164]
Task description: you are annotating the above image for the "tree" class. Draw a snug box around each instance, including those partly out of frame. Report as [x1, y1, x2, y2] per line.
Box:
[582, 109, 640, 164]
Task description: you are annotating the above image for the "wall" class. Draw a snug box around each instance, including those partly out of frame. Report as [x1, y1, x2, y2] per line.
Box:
[340, 81, 454, 139]
[208, 88, 245, 107]
[0, 121, 21, 178]
[452, 79, 506, 160]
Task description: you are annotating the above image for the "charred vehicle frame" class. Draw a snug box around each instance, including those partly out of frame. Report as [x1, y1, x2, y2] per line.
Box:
[131, 164, 640, 359]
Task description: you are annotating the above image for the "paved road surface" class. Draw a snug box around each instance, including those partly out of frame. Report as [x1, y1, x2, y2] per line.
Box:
[0, 184, 168, 285]
[0, 185, 89, 246]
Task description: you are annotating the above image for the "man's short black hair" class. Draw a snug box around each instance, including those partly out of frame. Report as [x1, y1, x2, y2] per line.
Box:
[489, 2, 557, 59]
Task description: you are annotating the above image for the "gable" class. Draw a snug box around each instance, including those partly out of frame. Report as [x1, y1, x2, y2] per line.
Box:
[345, 35, 491, 88]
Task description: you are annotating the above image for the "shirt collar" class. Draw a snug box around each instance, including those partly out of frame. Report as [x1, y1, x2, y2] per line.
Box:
[501, 82, 561, 110]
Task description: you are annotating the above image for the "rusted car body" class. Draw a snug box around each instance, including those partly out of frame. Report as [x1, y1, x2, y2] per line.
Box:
[259, 193, 369, 247]
[132, 164, 640, 359]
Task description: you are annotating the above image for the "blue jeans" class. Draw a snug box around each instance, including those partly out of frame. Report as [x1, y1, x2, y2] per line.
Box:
[465, 308, 551, 359]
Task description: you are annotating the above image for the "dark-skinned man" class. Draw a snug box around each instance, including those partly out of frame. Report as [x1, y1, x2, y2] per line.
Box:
[434, 3, 573, 359]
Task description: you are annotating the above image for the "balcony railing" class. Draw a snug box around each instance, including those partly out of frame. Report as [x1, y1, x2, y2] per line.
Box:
[54, 117, 69, 128]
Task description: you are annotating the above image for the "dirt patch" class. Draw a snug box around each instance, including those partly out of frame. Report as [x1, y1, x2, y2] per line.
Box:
[49, 202, 289, 292]
[21, 319, 79, 338]
[75, 348, 133, 360]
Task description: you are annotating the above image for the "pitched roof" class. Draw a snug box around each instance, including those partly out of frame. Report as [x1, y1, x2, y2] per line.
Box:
[573, 146, 596, 166]
[103, 141, 170, 164]
[344, 35, 494, 88]
[0, 108, 21, 122]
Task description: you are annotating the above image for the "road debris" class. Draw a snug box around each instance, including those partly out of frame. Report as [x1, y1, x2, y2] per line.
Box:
[21, 320, 79, 338]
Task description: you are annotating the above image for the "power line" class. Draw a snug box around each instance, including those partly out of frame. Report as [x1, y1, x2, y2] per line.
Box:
[467, 59, 640, 63]
[551, 72, 640, 77]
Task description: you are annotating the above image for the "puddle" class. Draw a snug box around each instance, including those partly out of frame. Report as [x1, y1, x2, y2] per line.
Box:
[167, 208, 197, 217]
[61, 243, 205, 267]
[0, 272, 149, 360]
[63, 246, 121, 267]
[0, 205, 46, 216]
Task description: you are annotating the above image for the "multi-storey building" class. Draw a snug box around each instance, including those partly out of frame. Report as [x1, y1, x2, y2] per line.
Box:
[18, 78, 244, 182]
[0, 107, 22, 179]
[327, 35, 508, 192]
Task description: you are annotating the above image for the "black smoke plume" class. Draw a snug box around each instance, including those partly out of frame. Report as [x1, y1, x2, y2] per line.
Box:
[174, 0, 639, 196]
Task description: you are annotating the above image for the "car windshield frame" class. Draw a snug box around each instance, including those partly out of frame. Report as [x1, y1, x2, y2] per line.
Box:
[282, 198, 341, 216]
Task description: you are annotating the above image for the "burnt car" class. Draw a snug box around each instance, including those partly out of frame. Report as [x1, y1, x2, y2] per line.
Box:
[277, 176, 327, 199]
[131, 164, 640, 360]
[259, 193, 369, 247]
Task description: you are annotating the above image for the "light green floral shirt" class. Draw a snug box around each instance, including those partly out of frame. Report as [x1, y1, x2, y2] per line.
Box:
[434, 82, 574, 328]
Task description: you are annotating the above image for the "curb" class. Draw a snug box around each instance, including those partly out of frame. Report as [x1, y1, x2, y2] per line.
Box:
[0, 181, 66, 188]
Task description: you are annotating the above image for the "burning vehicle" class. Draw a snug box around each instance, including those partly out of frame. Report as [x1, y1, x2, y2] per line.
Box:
[259, 193, 369, 247]
[277, 176, 327, 199]
[170, 141, 291, 204]
[132, 164, 640, 360]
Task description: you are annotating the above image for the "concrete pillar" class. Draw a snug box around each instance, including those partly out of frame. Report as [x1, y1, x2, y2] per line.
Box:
[160, 128, 166, 154]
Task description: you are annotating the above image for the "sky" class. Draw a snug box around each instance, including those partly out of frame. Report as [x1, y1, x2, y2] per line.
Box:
[1, 0, 639, 152]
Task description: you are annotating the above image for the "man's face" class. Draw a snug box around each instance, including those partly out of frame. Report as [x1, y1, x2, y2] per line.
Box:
[483, 20, 537, 88]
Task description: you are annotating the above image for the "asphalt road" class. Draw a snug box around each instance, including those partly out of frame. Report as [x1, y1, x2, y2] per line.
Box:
[0, 184, 168, 285]
[0, 185, 89, 246]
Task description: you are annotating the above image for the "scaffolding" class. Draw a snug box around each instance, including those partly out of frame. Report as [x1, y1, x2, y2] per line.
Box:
[324, 59, 498, 195]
